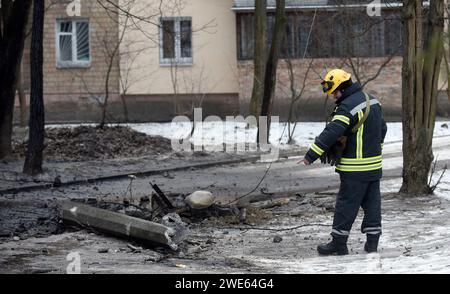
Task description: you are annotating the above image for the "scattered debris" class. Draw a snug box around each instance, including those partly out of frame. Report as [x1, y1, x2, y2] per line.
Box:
[150, 182, 175, 214]
[13, 236, 20, 241]
[127, 244, 143, 253]
[0, 199, 63, 240]
[163, 172, 175, 179]
[13, 126, 172, 162]
[403, 246, 413, 256]
[186, 245, 203, 255]
[145, 252, 163, 262]
[59, 201, 182, 250]
[273, 236, 283, 243]
[98, 248, 109, 254]
[185, 191, 215, 210]
[250, 198, 291, 210]
[175, 264, 187, 269]
[442, 123, 449, 129]
[178, 203, 240, 222]
[224, 257, 254, 269]
[239, 208, 247, 223]
[76, 236, 86, 242]
[53, 176, 62, 188]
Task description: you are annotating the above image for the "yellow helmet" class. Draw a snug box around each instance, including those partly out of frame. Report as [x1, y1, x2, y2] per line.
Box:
[321, 69, 352, 94]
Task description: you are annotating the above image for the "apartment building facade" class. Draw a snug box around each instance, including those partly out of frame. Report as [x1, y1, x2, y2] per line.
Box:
[16, 0, 450, 123]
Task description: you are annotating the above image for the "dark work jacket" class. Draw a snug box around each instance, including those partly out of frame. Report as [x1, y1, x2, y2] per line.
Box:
[305, 83, 388, 181]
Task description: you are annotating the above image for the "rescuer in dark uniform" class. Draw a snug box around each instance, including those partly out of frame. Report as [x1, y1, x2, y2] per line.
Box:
[299, 69, 387, 255]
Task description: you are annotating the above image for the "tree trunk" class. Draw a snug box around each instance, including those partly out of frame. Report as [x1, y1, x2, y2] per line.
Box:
[260, 0, 286, 139]
[401, 0, 444, 195]
[249, 0, 267, 117]
[99, 39, 119, 129]
[0, 0, 32, 160]
[18, 61, 28, 127]
[23, 0, 45, 175]
[120, 95, 129, 123]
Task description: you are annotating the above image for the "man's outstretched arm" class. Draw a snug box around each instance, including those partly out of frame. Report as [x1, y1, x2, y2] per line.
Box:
[300, 109, 352, 165]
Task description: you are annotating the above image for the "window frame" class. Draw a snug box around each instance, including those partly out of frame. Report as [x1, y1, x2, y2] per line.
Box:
[55, 19, 91, 68]
[159, 16, 193, 66]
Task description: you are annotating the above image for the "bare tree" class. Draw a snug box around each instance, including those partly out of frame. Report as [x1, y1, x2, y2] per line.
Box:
[23, 0, 45, 175]
[181, 64, 223, 139]
[441, 0, 450, 102]
[260, 0, 286, 140]
[17, 62, 28, 127]
[344, 54, 400, 89]
[329, 7, 404, 89]
[281, 8, 317, 144]
[15, 1, 57, 128]
[284, 59, 314, 144]
[169, 61, 181, 116]
[401, 0, 444, 195]
[119, 41, 158, 123]
[0, 0, 32, 160]
[97, 8, 129, 129]
[77, 0, 165, 126]
[249, 0, 267, 118]
[90, 0, 210, 123]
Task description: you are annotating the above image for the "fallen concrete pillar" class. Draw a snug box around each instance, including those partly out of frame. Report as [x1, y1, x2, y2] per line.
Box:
[59, 201, 179, 250]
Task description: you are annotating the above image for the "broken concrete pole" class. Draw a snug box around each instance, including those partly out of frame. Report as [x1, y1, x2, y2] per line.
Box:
[59, 201, 179, 250]
[162, 213, 188, 244]
[185, 191, 215, 209]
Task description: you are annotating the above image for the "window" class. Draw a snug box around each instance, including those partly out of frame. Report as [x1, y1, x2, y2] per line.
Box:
[56, 20, 90, 68]
[237, 13, 254, 60]
[160, 17, 192, 65]
[237, 9, 403, 60]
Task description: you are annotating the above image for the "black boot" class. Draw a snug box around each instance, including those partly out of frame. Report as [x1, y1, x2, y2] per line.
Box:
[317, 236, 349, 256]
[364, 235, 380, 253]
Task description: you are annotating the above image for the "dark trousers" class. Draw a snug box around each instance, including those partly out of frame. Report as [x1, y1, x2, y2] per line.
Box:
[331, 176, 382, 238]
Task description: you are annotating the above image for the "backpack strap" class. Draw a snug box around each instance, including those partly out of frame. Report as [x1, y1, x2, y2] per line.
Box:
[351, 92, 371, 133]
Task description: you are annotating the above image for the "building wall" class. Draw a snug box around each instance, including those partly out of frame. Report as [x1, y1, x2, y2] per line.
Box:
[119, 0, 239, 95]
[15, 1, 450, 123]
[237, 56, 450, 121]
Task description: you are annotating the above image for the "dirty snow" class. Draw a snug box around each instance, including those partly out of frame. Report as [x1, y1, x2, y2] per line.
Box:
[242, 170, 450, 274]
[3, 121, 450, 274]
[46, 121, 450, 150]
[128, 121, 450, 149]
[380, 140, 450, 196]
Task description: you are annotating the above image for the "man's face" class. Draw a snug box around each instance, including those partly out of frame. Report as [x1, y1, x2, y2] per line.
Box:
[332, 90, 342, 101]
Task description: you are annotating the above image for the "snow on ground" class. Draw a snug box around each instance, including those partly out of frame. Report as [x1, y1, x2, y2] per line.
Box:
[381, 155, 450, 198]
[252, 244, 450, 274]
[429, 169, 450, 200]
[243, 170, 450, 274]
[31, 121, 450, 274]
[47, 121, 450, 150]
[129, 121, 450, 149]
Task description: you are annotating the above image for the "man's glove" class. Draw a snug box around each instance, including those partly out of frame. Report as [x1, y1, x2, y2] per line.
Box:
[320, 136, 347, 166]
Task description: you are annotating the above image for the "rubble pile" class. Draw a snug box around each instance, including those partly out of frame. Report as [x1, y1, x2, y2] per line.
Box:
[13, 126, 172, 162]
